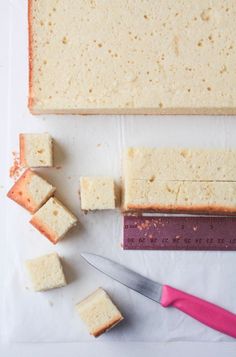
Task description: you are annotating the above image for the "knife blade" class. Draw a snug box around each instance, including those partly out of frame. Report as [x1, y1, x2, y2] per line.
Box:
[81, 252, 236, 339]
[81, 252, 162, 303]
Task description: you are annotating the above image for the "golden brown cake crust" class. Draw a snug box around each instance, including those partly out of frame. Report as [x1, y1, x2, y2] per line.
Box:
[92, 315, 124, 337]
[124, 204, 236, 215]
[28, 0, 34, 111]
[30, 216, 58, 244]
[19, 134, 26, 166]
[29, 107, 236, 116]
[7, 169, 37, 213]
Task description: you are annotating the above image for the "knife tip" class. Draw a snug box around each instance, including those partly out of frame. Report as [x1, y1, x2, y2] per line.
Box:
[80, 252, 95, 261]
[80, 252, 88, 259]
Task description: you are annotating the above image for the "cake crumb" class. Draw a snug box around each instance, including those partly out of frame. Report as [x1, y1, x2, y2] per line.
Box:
[9, 151, 22, 180]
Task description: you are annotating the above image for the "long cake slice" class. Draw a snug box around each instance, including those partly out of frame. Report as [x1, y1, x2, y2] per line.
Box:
[29, 0, 236, 115]
[124, 148, 236, 182]
[123, 148, 236, 214]
[124, 179, 236, 214]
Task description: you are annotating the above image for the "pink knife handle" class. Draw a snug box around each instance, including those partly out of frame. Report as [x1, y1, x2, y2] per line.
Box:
[161, 285, 236, 338]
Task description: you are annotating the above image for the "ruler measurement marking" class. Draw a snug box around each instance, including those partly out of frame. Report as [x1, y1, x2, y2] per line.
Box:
[123, 216, 236, 251]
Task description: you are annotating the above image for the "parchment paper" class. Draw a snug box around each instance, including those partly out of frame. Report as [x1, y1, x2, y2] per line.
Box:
[2, 0, 236, 342]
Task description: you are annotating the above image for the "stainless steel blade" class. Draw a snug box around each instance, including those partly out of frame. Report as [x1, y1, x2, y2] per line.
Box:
[81, 253, 162, 303]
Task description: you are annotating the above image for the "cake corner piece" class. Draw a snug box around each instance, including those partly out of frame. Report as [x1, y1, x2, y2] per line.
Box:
[7, 168, 56, 213]
[19, 132, 53, 168]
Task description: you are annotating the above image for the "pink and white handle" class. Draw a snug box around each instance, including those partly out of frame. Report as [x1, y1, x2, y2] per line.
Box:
[161, 285, 236, 338]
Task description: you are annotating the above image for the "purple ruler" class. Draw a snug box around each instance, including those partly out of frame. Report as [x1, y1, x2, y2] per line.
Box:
[123, 215, 236, 250]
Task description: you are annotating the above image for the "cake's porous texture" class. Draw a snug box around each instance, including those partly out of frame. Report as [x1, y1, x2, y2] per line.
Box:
[124, 147, 236, 181]
[80, 176, 115, 210]
[30, 197, 78, 243]
[7, 169, 56, 213]
[20, 133, 53, 167]
[25, 252, 67, 291]
[76, 288, 123, 337]
[29, 0, 236, 114]
[123, 147, 236, 214]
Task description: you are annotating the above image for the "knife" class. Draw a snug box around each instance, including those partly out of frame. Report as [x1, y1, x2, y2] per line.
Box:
[81, 252, 236, 338]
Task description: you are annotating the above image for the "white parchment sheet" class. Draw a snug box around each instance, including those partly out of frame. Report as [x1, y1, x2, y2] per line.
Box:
[2, 0, 236, 342]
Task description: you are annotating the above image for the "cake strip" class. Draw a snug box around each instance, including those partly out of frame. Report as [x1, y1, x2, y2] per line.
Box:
[123, 148, 236, 214]
[124, 148, 236, 182]
[124, 179, 236, 214]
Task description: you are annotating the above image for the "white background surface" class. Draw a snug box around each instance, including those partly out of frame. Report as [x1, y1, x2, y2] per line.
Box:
[1, 0, 236, 355]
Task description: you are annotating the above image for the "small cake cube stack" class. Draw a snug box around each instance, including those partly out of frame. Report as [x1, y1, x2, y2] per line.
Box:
[80, 176, 116, 210]
[7, 133, 78, 243]
[26, 253, 66, 291]
[76, 288, 123, 337]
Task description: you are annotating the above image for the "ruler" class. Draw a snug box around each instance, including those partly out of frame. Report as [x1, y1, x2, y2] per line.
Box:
[123, 215, 236, 250]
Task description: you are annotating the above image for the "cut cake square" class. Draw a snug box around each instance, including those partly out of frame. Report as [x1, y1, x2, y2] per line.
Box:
[76, 288, 123, 337]
[7, 169, 56, 213]
[80, 176, 115, 210]
[25, 252, 66, 291]
[30, 197, 78, 243]
[20, 133, 53, 167]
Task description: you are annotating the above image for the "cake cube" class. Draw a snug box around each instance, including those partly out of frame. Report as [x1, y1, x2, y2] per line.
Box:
[7, 169, 56, 213]
[25, 253, 66, 291]
[80, 177, 115, 210]
[30, 197, 77, 244]
[76, 288, 123, 337]
[20, 133, 53, 167]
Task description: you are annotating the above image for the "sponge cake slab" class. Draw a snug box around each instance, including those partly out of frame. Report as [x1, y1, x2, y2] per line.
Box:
[29, 0, 236, 115]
